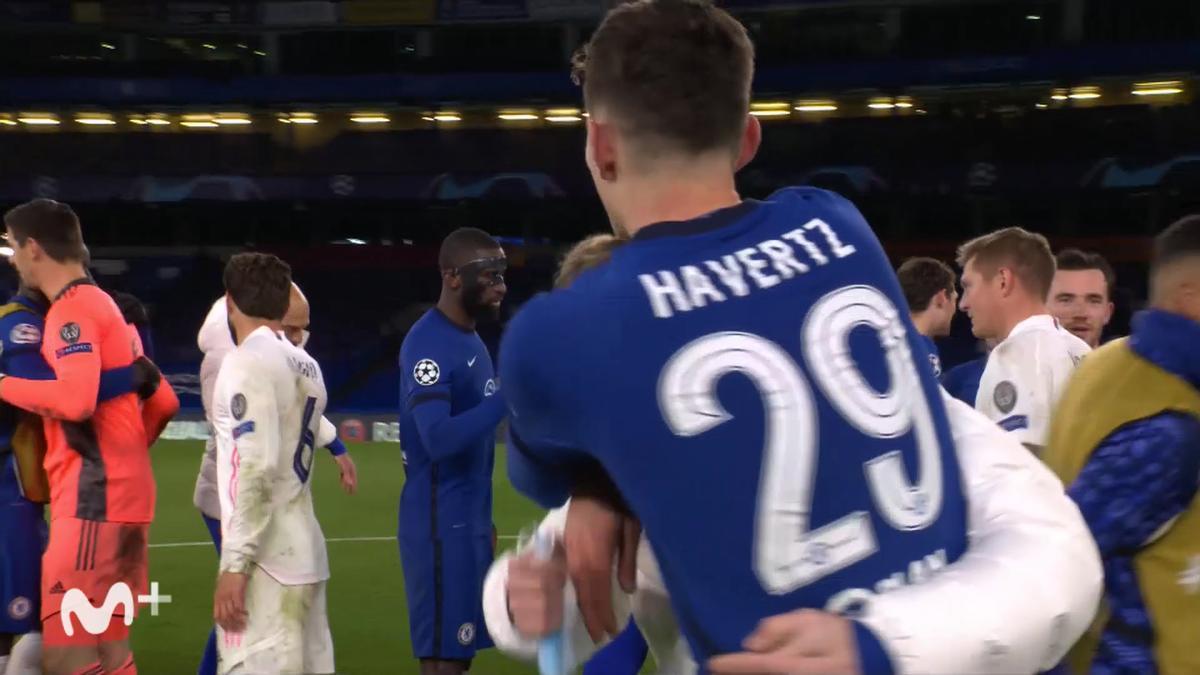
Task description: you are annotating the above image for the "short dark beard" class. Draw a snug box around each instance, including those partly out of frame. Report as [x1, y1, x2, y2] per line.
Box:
[463, 285, 499, 321]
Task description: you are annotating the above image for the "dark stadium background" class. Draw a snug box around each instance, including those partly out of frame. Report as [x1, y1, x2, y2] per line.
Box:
[1, 1, 1197, 672]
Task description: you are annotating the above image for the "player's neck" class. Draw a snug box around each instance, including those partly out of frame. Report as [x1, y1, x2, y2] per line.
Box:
[616, 169, 741, 238]
[436, 295, 475, 332]
[997, 301, 1049, 341]
[231, 316, 281, 345]
[36, 263, 89, 302]
[911, 312, 936, 338]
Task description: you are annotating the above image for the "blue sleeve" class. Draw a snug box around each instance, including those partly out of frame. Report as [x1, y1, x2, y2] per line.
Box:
[6, 347, 53, 381]
[137, 325, 155, 361]
[1067, 411, 1200, 555]
[97, 365, 137, 402]
[499, 294, 590, 508]
[851, 621, 895, 675]
[410, 393, 507, 462]
[325, 437, 347, 457]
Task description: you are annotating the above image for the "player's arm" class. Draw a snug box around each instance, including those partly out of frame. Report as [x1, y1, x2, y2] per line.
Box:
[498, 296, 591, 508]
[219, 357, 280, 575]
[404, 350, 507, 462]
[483, 503, 633, 668]
[847, 394, 1103, 674]
[989, 344, 1053, 452]
[317, 415, 356, 494]
[141, 375, 179, 445]
[0, 308, 101, 421]
[1067, 412, 1200, 557]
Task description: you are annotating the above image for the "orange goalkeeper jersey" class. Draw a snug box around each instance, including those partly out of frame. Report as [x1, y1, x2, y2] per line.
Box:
[0, 280, 155, 523]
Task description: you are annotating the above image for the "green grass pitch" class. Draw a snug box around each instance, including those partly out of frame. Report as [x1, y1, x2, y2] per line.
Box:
[129, 440, 545, 674]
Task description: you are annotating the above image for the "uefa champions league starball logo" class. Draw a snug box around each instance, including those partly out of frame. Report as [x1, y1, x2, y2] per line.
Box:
[414, 359, 440, 386]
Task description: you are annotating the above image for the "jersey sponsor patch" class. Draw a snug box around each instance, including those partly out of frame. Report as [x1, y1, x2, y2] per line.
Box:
[59, 322, 81, 344]
[231, 393, 247, 420]
[993, 380, 1018, 413]
[413, 359, 440, 386]
[54, 343, 92, 358]
[457, 622, 475, 646]
[10, 323, 40, 345]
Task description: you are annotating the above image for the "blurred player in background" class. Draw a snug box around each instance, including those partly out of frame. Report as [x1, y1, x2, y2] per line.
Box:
[940, 338, 995, 405]
[398, 227, 508, 675]
[0, 199, 174, 675]
[1049, 248, 1116, 349]
[500, 3, 1100, 673]
[897, 256, 958, 377]
[1045, 216, 1200, 675]
[958, 227, 1090, 452]
[212, 254, 335, 675]
[194, 281, 355, 675]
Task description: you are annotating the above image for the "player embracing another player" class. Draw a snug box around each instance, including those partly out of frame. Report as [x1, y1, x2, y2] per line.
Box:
[0, 199, 175, 675]
[495, 1, 1104, 673]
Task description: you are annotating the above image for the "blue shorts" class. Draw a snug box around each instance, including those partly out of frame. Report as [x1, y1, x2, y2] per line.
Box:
[399, 533, 494, 660]
[0, 500, 47, 634]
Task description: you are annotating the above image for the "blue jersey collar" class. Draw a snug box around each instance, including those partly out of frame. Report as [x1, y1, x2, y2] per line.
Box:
[632, 200, 763, 241]
[1130, 309, 1200, 390]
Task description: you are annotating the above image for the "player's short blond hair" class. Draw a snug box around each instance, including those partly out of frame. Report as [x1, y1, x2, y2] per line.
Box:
[956, 227, 1056, 300]
[555, 234, 628, 289]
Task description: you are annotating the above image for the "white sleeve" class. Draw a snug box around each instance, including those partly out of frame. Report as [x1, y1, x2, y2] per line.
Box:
[482, 503, 633, 669]
[978, 340, 1052, 448]
[316, 415, 337, 449]
[853, 393, 1103, 674]
[219, 357, 281, 575]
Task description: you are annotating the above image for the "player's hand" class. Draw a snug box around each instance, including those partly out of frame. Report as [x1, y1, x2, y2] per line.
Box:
[131, 356, 162, 400]
[707, 609, 861, 675]
[213, 572, 249, 633]
[506, 538, 567, 638]
[563, 496, 640, 643]
[334, 453, 358, 495]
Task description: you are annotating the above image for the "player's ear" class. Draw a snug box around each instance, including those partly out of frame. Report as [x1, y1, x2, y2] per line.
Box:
[735, 114, 762, 172]
[587, 118, 618, 183]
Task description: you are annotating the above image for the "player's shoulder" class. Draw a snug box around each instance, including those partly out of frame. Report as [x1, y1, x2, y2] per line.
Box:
[0, 297, 44, 356]
[229, 330, 288, 372]
[402, 309, 477, 357]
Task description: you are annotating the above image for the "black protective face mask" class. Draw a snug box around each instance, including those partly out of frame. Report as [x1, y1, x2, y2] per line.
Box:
[454, 256, 507, 320]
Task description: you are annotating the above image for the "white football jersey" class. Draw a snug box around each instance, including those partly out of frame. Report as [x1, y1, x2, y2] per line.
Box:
[196, 297, 336, 519]
[214, 325, 330, 585]
[975, 314, 1091, 449]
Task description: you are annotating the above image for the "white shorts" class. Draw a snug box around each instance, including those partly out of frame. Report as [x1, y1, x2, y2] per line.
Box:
[216, 567, 334, 675]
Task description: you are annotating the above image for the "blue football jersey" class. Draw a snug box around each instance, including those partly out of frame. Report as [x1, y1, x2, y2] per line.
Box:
[941, 356, 987, 406]
[0, 294, 52, 505]
[918, 334, 942, 377]
[501, 188, 969, 661]
[398, 309, 500, 539]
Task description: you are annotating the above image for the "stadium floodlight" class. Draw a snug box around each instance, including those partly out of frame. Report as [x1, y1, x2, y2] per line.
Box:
[75, 114, 116, 126]
[1132, 81, 1183, 96]
[432, 113, 462, 123]
[350, 113, 390, 124]
[1050, 88, 1069, 101]
[202, 43, 217, 50]
[750, 102, 791, 118]
[145, 114, 171, 126]
[17, 114, 60, 125]
[868, 98, 896, 109]
[894, 96, 914, 109]
[181, 114, 218, 128]
[1068, 86, 1101, 100]
[1035, 103, 1048, 109]
[214, 113, 252, 125]
[794, 101, 838, 112]
[1026, 14, 1041, 21]
[498, 111, 539, 121]
[100, 42, 116, 50]
[283, 112, 318, 124]
[545, 108, 582, 123]
[0, 115, 17, 126]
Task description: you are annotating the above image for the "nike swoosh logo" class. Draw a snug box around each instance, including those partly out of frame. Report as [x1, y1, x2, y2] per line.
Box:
[468, 356, 477, 367]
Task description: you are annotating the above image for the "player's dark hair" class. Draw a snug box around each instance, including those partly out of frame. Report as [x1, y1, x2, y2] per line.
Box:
[1055, 248, 1115, 300]
[956, 227, 1056, 301]
[3, 198, 87, 263]
[896, 257, 956, 313]
[1152, 215, 1200, 272]
[223, 252, 292, 321]
[571, 0, 754, 159]
[439, 227, 501, 271]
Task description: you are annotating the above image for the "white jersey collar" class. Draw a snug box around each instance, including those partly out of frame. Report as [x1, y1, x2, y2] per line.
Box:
[1006, 314, 1059, 341]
